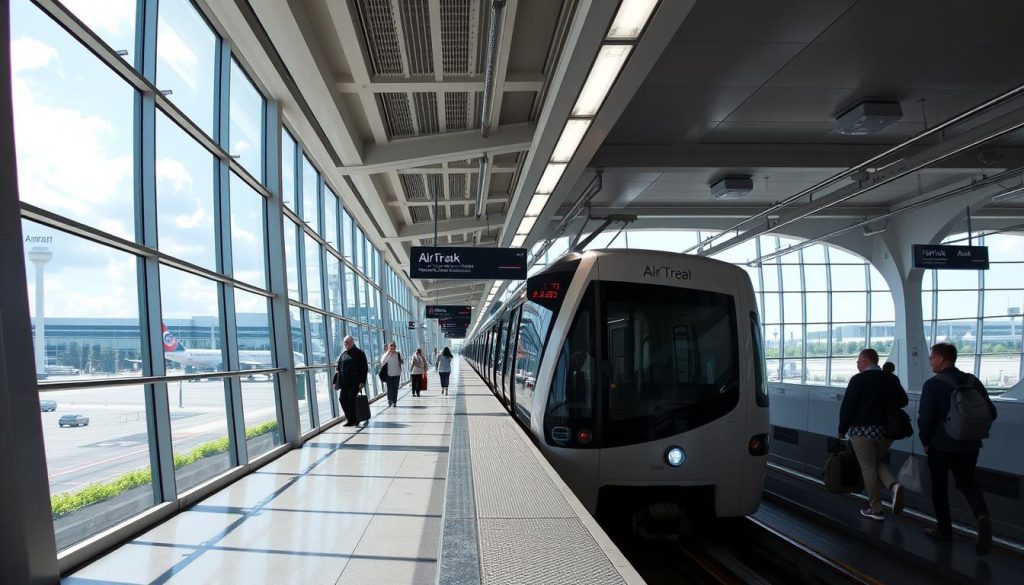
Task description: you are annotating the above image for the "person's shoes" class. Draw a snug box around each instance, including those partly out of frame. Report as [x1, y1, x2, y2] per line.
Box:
[860, 508, 884, 521]
[891, 483, 905, 516]
[976, 515, 993, 556]
[924, 527, 953, 542]
[342, 422, 355, 427]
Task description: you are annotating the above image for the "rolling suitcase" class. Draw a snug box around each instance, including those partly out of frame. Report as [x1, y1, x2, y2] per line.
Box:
[355, 391, 371, 425]
[823, 444, 863, 494]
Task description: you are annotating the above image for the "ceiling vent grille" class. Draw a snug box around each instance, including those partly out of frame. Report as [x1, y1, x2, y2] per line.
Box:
[400, 0, 434, 76]
[357, 0, 404, 76]
[400, 174, 428, 201]
[410, 207, 432, 223]
[445, 91, 469, 130]
[441, 0, 471, 75]
[449, 174, 467, 199]
[380, 93, 415, 137]
[414, 92, 440, 134]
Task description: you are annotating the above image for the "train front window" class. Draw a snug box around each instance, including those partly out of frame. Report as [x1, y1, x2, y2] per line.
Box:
[602, 281, 739, 447]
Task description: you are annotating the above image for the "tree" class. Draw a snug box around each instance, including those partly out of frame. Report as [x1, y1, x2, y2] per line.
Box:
[61, 342, 81, 369]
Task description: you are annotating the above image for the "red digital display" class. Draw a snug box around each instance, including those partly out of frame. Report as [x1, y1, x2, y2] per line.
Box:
[529, 281, 561, 301]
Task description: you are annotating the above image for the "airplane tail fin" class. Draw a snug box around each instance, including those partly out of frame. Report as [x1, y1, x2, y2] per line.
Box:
[161, 324, 185, 352]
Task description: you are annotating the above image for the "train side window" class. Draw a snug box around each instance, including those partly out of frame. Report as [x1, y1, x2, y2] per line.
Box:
[751, 311, 769, 407]
[515, 302, 554, 424]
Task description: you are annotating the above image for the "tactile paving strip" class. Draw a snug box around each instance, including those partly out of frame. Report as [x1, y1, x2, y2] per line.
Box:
[477, 518, 626, 585]
[468, 416, 574, 519]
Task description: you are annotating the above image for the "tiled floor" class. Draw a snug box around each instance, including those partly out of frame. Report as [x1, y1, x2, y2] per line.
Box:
[65, 376, 455, 585]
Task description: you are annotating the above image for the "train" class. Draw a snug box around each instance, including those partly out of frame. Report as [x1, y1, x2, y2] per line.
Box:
[465, 248, 770, 529]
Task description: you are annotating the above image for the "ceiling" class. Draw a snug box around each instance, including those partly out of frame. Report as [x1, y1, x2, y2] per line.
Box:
[220, 0, 1024, 311]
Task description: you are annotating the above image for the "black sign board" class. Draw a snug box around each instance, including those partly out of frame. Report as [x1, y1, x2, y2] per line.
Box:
[439, 316, 471, 327]
[407, 320, 417, 330]
[913, 245, 989, 270]
[445, 330, 467, 339]
[410, 246, 527, 280]
[426, 305, 472, 319]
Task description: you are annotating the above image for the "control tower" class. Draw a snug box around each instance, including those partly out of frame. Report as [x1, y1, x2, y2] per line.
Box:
[27, 244, 52, 376]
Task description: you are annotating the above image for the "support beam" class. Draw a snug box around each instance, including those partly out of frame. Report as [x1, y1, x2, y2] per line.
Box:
[561, 205, 891, 219]
[336, 73, 544, 94]
[392, 217, 495, 241]
[397, 165, 517, 175]
[324, 0, 389, 144]
[344, 123, 534, 174]
[486, 0, 518, 132]
[389, 196, 508, 207]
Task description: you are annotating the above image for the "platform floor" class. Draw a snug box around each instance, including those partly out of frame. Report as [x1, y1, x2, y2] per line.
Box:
[65, 376, 454, 585]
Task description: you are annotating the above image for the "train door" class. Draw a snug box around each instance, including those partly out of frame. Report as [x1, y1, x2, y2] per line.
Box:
[501, 307, 521, 404]
[493, 320, 506, 391]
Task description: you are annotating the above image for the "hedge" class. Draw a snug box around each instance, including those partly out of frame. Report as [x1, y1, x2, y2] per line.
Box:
[51, 420, 280, 518]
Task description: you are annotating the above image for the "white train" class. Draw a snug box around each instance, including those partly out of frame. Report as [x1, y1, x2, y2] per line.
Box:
[465, 249, 769, 527]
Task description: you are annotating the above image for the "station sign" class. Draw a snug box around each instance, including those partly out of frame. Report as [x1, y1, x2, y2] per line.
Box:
[425, 305, 472, 319]
[445, 330, 468, 339]
[439, 317, 471, 328]
[913, 244, 989, 270]
[410, 246, 527, 280]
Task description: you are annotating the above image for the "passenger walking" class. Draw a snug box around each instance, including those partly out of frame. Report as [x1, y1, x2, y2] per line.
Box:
[379, 342, 403, 407]
[882, 361, 896, 376]
[919, 343, 998, 555]
[838, 348, 909, 520]
[410, 348, 428, 396]
[436, 347, 453, 395]
[333, 335, 368, 427]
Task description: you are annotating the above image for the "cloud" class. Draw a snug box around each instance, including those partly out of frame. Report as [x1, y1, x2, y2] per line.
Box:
[156, 158, 194, 193]
[61, 0, 135, 35]
[11, 36, 59, 72]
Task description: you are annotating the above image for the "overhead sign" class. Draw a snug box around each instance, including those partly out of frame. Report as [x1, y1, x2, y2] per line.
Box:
[410, 246, 527, 280]
[445, 330, 467, 339]
[426, 305, 472, 319]
[913, 244, 989, 270]
[439, 317, 471, 328]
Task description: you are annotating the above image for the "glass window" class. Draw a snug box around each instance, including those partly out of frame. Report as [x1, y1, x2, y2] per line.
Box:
[309, 312, 329, 365]
[805, 292, 828, 323]
[937, 269, 978, 291]
[782, 293, 803, 324]
[750, 312, 768, 407]
[324, 188, 338, 250]
[301, 155, 318, 230]
[871, 291, 896, 321]
[803, 264, 828, 292]
[304, 234, 323, 309]
[156, 0, 217, 136]
[986, 262, 1022, 290]
[159, 266, 232, 491]
[156, 112, 216, 270]
[342, 208, 353, 261]
[830, 264, 866, 291]
[600, 282, 739, 447]
[12, 2, 136, 240]
[295, 368, 313, 434]
[240, 375, 283, 458]
[229, 60, 263, 179]
[289, 306, 306, 366]
[984, 290, 1024, 317]
[806, 323, 829, 357]
[832, 292, 867, 322]
[761, 264, 780, 292]
[344, 265, 358, 318]
[284, 219, 300, 300]
[805, 358, 828, 384]
[355, 228, 365, 272]
[281, 130, 296, 211]
[802, 244, 827, 263]
[762, 292, 780, 324]
[22, 220, 143, 380]
[935, 291, 978, 320]
[61, 0, 138, 63]
[780, 264, 801, 290]
[229, 173, 266, 288]
[315, 368, 335, 426]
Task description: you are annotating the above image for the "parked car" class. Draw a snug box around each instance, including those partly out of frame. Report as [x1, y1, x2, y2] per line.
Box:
[39, 400, 57, 412]
[58, 414, 89, 428]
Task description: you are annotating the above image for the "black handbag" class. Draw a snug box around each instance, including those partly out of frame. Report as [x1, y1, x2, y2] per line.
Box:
[377, 364, 388, 383]
[884, 408, 914, 440]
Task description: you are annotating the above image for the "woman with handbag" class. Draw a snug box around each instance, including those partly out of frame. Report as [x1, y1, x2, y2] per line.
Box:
[436, 347, 453, 395]
[837, 348, 909, 520]
[410, 348, 427, 397]
[379, 343, 403, 407]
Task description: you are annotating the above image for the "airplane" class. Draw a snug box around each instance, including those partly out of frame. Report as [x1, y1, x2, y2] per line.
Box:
[162, 324, 303, 375]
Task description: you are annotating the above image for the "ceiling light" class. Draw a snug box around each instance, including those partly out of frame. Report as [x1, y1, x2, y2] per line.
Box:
[536, 163, 567, 194]
[511, 234, 527, 247]
[572, 44, 632, 116]
[551, 119, 592, 163]
[525, 194, 549, 217]
[607, 0, 659, 40]
[834, 100, 903, 135]
[516, 216, 537, 235]
[991, 184, 1024, 202]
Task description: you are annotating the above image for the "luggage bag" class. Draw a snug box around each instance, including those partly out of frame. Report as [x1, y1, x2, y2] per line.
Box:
[824, 445, 864, 494]
[355, 391, 371, 424]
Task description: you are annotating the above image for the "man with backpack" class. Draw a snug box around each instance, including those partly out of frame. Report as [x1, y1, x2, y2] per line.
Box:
[919, 342, 998, 555]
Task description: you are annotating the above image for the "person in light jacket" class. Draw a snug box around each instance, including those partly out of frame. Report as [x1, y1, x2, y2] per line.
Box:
[436, 347, 453, 395]
[410, 348, 428, 396]
[379, 342, 403, 407]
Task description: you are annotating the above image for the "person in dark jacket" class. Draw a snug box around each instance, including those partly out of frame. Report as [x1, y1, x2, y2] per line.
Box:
[919, 342, 998, 555]
[838, 348, 909, 520]
[334, 335, 368, 427]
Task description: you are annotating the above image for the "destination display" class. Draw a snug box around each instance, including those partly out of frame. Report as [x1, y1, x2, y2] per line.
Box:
[425, 305, 472, 319]
[410, 246, 527, 280]
[913, 244, 989, 270]
[439, 317, 471, 328]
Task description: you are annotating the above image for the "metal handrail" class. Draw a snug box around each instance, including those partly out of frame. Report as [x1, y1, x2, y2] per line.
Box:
[37, 367, 287, 391]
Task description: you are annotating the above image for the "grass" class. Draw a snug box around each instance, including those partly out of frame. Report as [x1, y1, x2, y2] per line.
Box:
[51, 420, 281, 518]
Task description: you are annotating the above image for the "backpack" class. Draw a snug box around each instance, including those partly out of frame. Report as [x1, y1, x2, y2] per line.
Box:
[936, 373, 993, 441]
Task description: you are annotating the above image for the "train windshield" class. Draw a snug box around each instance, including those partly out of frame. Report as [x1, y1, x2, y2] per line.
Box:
[602, 281, 739, 446]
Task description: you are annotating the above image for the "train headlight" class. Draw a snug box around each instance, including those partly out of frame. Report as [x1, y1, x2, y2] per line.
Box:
[665, 446, 685, 467]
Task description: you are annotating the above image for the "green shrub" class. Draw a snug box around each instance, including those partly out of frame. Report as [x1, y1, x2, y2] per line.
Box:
[51, 420, 280, 518]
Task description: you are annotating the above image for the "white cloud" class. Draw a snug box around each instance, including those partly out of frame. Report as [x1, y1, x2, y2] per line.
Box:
[174, 207, 209, 229]
[61, 0, 135, 35]
[156, 158, 194, 192]
[11, 36, 59, 72]
[157, 22, 198, 91]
